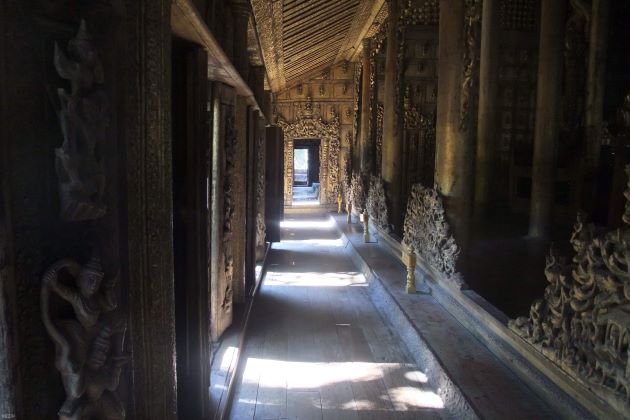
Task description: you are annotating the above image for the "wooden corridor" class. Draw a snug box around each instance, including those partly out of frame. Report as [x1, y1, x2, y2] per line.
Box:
[228, 213, 444, 419]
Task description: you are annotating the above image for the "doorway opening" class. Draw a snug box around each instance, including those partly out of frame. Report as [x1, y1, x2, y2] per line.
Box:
[292, 139, 320, 205]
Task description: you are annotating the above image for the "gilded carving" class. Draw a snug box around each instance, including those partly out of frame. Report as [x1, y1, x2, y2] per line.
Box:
[459, 0, 482, 131]
[367, 175, 389, 232]
[509, 165, 630, 415]
[42, 257, 127, 419]
[278, 98, 341, 205]
[52, 21, 108, 221]
[402, 184, 463, 287]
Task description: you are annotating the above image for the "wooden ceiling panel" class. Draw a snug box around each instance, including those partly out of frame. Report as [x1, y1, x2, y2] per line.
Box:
[252, 0, 387, 92]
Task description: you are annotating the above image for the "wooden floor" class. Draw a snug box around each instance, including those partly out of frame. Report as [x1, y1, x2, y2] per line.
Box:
[228, 212, 444, 420]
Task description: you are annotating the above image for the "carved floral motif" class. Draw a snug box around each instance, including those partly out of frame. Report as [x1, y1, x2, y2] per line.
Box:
[367, 176, 389, 232]
[509, 165, 630, 415]
[402, 184, 463, 287]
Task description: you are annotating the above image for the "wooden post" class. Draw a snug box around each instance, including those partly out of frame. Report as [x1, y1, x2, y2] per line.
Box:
[529, 0, 567, 237]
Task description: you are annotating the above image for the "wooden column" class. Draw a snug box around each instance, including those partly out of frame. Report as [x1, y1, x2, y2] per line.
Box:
[245, 107, 257, 293]
[435, 0, 476, 247]
[124, 0, 177, 417]
[474, 0, 500, 218]
[529, 0, 567, 237]
[581, 0, 610, 210]
[230, 0, 251, 81]
[382, 0, 403, 230]
[360, 38, 373, 173]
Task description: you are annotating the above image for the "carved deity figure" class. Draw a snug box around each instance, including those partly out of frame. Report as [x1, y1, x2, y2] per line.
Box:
[53, 20, 108, 221]
[41, 257, 127, 420]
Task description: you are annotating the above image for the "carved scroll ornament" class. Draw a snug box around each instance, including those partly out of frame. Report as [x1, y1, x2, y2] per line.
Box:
[53, 20, 108, 221]
[402, 184, 463, 287]
[367, 175, 389, 232]
[509, 166, 630, 415]
[41, 257, 127, 419]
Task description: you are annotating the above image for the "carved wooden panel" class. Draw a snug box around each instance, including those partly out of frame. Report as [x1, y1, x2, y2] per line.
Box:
[400, 24, 438, 205]
[210, 82, 235, 341]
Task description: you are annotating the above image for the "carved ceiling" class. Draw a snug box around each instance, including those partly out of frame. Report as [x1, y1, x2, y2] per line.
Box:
[252, 0, 387, 92]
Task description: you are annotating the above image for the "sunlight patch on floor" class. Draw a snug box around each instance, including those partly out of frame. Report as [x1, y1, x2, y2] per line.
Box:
[238, 358, 443, 410]
[265, 271, 366, 287]
[280, 217, 335, 229]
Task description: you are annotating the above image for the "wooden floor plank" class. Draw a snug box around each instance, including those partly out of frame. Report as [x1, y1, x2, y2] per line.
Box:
[227, 213, 444, 420]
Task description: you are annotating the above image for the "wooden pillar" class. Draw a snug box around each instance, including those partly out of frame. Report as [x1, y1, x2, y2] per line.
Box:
[124, 0, 178, 417]
[581, 0, 610, 210]
[230, 0, 251, 81]
[245, 107, 257, 293]
[435, 0, 477, 248]
[529, 0, 567, 237]
[382, 0, 403, 230]
[474, 0, 500, 218]
[360, 38, 373, 173]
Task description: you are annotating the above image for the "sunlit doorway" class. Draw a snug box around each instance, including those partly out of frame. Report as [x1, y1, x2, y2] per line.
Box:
[292, 139, 320, 205]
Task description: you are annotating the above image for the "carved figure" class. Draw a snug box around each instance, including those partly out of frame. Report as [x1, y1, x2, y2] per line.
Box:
[41, 257, 127, 420]
[53, 20, 108, 221]
[510, 165, 630, 414]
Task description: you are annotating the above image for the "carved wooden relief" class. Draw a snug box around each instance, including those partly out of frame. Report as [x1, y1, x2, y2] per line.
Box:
[375, 103, 384, 173]
[510, 165, 630, 417]
[402, 184, 463, 288]
[41, 257, 127, 419]
[459, 0, 482, 132]
[255, 118, 267, 260]
[210, 83, 235, 341]
[500, 0, 537, 31]
[52, 21, 108, 221]
[367, 175, 389, 231]
[278, 98, 341, 205]
[349, 172, 368, 214]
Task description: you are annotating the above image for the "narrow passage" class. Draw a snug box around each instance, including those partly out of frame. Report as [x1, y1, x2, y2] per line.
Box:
[229, 212, 444, 420]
